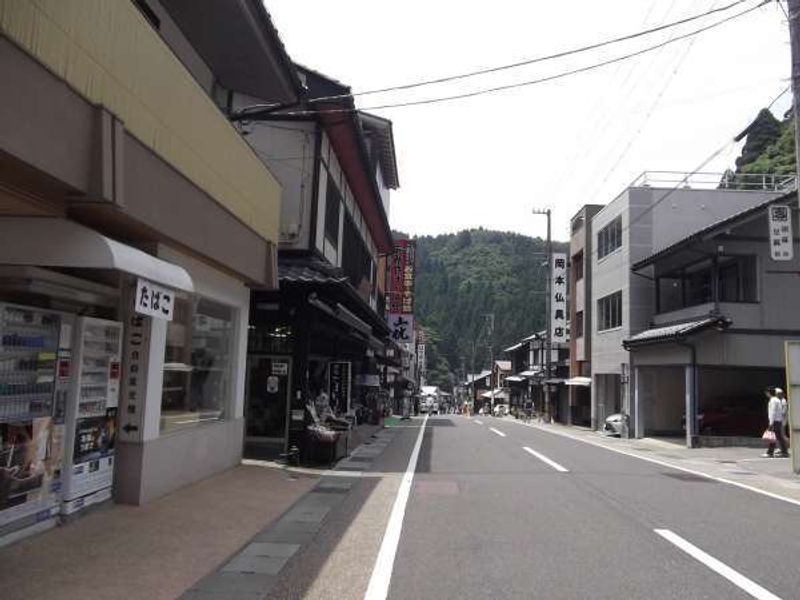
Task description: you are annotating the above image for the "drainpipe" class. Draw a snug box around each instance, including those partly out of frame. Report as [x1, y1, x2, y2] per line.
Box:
[676, 338, 699, 449]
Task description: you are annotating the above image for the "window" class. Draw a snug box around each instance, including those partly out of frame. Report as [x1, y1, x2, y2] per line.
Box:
[572, 252, 584, 282]
[718, 255, 757, 303]
[342, 211, 374, 298]
[597, 217, 622, 259]
[161, 297, 235, 432]
[574, 311, 584, 338]
[325, 175, 341, 248]
[597, 291, 622, 331]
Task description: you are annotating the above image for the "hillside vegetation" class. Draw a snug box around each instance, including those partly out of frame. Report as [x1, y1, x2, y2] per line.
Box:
[408, 229, 567, 388]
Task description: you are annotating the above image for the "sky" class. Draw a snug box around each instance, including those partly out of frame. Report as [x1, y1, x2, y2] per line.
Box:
[266, 0, 791, 243]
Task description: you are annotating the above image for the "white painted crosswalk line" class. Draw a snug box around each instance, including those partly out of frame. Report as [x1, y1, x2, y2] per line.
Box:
[489, 427, 506, 437]
[522, 446, 569, 472]
[474, 419, 484, 425]
[654, 529, 782, 600]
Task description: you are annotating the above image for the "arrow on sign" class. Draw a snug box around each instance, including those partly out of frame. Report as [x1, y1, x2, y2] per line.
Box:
[122, 423, 139, 434]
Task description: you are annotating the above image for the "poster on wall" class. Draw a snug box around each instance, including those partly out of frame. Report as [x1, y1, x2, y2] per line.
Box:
[388, 239, 416, 315]
[328, 361, 351, 414]
[551, 253, 568, 344]
[0, 417, 59, 513]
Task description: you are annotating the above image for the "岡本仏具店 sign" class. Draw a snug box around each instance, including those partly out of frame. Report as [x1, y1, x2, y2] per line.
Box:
[134, 278, 174, 321]
[768, 204, 794, 262]
[551, 253, 568, 344]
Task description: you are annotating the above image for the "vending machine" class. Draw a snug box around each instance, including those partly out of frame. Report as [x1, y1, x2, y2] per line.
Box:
[61, 317, 122, 515]
[0, 302, 72, 544]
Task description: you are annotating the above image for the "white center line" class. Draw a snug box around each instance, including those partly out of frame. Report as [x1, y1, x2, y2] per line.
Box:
[654, 529, 782, 600]
[363, 415, 429, 600]
[474, 419, 484, 425]
[523, 446, 569, 472]
[489, 427, 507, 437]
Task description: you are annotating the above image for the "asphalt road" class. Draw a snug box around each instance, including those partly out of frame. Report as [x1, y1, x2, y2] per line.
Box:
[385, 415, 799, 600]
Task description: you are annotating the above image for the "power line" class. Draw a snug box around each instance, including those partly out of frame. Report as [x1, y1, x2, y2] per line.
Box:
[303, 0, 754, 104]
[271, 1, 769, 117]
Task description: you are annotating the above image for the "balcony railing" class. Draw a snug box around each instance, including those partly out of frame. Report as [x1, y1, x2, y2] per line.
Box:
[630, 171, 796, 193]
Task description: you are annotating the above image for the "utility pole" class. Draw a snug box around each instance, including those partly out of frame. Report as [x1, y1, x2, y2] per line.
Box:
[790, 0, 800, 201]
[484, 313, 495, 412]
[533, 208, 552, 421]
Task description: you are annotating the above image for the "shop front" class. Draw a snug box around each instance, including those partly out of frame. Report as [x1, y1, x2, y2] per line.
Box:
[246, 262, 390, 463]
[0, 216, 202, 543]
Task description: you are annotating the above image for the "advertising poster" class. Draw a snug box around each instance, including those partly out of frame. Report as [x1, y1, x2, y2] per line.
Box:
[73, 408, 117, 465]
[0, 417, 59, 512]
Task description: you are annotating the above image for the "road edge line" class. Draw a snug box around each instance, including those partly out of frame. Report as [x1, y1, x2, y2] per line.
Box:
[502, 419, 800, 509]
[363, 414, 429, 600]
[654, 529, 782, 600]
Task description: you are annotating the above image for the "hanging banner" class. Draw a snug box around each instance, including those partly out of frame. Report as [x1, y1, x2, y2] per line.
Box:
[768, 204, 793, 261]
[387, 239, 416, 315]
[551, 253, 568, 344]
[134, 278, 174, 321]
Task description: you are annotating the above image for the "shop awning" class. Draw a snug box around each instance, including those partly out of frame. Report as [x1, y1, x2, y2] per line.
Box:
[519, 368, 542, 378]
[565, 377, 592, 387]
[480, 388, 510, 400]
[505, 376, 526, 383]
[0, 217, 194, 292]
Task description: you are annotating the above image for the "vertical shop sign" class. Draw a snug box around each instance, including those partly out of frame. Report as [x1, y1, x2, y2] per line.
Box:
[118, 311, 150, 442]
[768, 204, 794, 261]
[388, 239, 416, 343]
[328, 361, 351, 413]
[551, 253, 568, 344]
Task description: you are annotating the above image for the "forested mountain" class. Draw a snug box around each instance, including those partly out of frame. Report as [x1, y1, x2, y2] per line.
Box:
[722, 107, 796, 185]
[405, 229, 568, 389]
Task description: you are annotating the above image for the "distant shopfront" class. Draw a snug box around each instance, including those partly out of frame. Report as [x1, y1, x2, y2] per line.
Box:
[246, 261, 389, 462]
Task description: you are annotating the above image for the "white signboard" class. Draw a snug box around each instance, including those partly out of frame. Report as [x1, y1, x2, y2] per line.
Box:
[388, 313, 414, 343]
[768, 204, 793, 261]
[135, 278, 174, 321]
[551, 253, 568, 344]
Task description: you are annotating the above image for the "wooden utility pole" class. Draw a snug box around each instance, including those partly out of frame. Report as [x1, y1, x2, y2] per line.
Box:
[790, 0, 800, 200]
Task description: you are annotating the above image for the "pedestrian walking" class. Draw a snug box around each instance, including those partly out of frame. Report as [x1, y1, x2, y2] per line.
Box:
[763, 387, 789, 458]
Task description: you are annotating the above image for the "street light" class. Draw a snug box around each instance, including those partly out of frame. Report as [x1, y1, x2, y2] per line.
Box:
[532, 208, 552, 421]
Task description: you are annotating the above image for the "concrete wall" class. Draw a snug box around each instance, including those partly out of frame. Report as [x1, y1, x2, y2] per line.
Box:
[233, 113, 317, 252]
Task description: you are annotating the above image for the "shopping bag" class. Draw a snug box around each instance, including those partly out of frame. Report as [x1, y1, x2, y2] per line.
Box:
[762, 429, 776, 444]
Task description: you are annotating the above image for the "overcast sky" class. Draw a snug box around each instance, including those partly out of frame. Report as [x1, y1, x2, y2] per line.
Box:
[267, 0, 790, 242]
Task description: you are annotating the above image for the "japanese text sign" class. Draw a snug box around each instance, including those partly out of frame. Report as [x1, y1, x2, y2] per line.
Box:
[768, 204, 794, 262]
[135, 278, 174, 321]
[388, 240, 416, 315]
[551, 253, 568, 344]
[388, 313, 414, 343]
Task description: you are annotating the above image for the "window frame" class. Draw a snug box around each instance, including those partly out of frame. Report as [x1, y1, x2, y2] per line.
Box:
[597, 291, 622, 331]
[597, 217, 622, 260]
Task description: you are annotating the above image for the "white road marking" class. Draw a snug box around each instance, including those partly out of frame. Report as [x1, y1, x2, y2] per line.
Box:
[654, 529, 782, 600]
[489, 427, 507, 437]
[523, 446, 569, 472]
[364, 415, 429, 600]
[504, 420, 800, 509]
[474, 419, 484, 425]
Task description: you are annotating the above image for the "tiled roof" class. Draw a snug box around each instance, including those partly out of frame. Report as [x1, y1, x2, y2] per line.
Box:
[624, 316, 729, 347]
[279, 263, 347, 285]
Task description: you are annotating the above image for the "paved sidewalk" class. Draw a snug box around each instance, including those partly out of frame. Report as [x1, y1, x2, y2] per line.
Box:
[500, 417, 800, 504]
[0, 465, 318, 600]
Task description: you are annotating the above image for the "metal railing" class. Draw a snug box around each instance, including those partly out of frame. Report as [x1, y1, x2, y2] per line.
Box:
[630, 171, 797, 192]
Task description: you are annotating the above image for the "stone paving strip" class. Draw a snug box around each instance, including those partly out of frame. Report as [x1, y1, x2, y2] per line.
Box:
[180, 428, 400, 600]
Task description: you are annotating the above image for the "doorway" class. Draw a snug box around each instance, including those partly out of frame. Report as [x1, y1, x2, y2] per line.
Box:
[244, 355, 292, 460]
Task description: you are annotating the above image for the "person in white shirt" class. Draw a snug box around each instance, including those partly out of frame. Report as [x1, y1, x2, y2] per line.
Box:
[764, 387, 788, 458]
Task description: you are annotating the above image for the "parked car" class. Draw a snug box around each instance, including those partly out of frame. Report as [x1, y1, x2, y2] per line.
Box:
[493, 404, 509, 417]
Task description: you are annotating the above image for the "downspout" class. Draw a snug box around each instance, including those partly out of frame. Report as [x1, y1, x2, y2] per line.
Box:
[676, 338, 699, 448]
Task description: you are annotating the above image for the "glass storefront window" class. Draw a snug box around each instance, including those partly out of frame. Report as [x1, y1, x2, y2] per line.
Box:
[161, 296, 235, 432]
